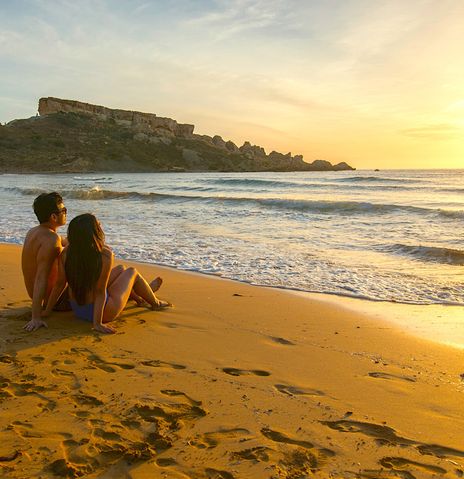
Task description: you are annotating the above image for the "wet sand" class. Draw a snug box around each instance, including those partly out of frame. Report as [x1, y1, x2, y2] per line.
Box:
[1, 242, 463, 478]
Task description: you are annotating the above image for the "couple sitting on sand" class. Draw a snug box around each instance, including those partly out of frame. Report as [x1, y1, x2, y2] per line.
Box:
[22, 192, 170, 334]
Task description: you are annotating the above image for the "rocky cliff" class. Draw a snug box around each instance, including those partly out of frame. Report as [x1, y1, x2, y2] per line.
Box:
[39, 97, 194, 138]
[0, 98, 355, 173]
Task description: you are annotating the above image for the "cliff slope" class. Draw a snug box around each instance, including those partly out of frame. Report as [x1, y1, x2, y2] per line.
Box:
[0, 98, 355, 173]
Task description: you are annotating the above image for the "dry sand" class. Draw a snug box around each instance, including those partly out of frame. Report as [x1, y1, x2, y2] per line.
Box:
[0, 242, 463, 479]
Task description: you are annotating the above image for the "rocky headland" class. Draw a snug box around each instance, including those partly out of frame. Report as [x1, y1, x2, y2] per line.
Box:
[0, 97, 355, 173]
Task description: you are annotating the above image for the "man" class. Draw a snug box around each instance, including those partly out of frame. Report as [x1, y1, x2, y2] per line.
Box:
[22, 192, 68, 332]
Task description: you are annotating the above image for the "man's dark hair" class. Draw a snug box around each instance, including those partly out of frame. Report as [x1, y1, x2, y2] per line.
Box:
[33, 192, 63, 224]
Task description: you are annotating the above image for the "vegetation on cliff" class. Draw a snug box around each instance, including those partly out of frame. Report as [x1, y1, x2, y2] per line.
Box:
[0, 106, 354, 173]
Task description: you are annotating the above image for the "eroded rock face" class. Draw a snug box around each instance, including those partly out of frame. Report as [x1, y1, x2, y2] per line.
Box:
[240, 142, 266, 158]
[309, 159, 333, 170]
[333, 161, 355, 171]
[212, 135, 227, 149]
[38, 97, 194, 138]
[225, 140, 239, 153]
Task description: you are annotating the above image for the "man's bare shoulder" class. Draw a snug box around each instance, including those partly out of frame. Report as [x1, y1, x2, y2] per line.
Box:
[24, 227, 62, 258]
[26, 226, 61, 246]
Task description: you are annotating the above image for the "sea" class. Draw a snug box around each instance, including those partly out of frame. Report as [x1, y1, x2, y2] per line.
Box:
[0, 169, 463, 307]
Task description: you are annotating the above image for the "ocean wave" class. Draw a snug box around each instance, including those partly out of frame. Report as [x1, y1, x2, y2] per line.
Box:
[73, 176, 112, 181]
[437, 208, 464, 219]
[334, 176, 421, 184]
[382, 243, 464, 265]
[5, 186, 163, 201]
[205, 177, 306, 188]
[7, 186, 464, 219]
[207, 177, 410, 191]
[207, 176, 464, 194]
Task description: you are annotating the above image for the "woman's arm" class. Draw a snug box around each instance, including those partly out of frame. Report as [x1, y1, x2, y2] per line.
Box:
[93, 249, 115, 334]
[42, 250, 67, 318]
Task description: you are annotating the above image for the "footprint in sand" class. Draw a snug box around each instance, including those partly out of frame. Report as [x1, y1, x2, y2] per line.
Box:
[1, 307, 31, 321]
[47, 459, 94, 478]
[31, 355, 45, 363]
[416, 443, 464, 459]
[11, 423, 72, 440]
[0, 354, 17, 364]
[205, 468, 235, 479]
[274, 384, 325, 397]
[189, 428, 250, 449]
[161, 389, 202, 406]
[1, 378, 57, 411]
[121, 419, 141, 429]
[231, 446, 274, 462]
[69, 348, 135, 372]
[134, 401, 207, 432]
[52, 368, 81, 390]
[72, 394, 104, 407]
[354, 469, 418, 479]
[260, 427, 336, 469]
[368, 372, 416, 382]
[145, 431, 173, 454]
[277, 449, 324, 477]
[0, 450, 20, 462]
[57, 422, 172, 475]
[156, 457, 177, 467]
[322, 419, 415, 447]
[324, 419, 464, 460]
[88, 354, 135, 373]
[222, 368, 271, 377]
[261, 428, 314, 450]
[379, 456, 447, 475]
[269, 336, 295, 346]
[47, 436, 99, 478]
[141, 359, 187, 370]
[93, 428, 123, 441]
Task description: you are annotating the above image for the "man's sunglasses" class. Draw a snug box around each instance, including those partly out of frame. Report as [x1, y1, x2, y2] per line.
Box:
[55, 207, 67, 215]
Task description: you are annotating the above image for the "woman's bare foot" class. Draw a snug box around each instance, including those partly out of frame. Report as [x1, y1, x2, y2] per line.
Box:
[152, 299, 171, 310]
[150, 277, 163, 292]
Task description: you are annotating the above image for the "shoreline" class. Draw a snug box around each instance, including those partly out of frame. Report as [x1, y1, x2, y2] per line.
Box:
[1, 242, 464, 477]
[2, 239, 463, 350]
[131, 257, 464, 350]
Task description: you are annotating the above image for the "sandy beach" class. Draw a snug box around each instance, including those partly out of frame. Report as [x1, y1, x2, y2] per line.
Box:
[1, 242, 463, 479]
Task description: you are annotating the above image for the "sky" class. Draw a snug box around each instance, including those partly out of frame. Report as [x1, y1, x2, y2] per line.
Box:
[1, 0, 463, 169]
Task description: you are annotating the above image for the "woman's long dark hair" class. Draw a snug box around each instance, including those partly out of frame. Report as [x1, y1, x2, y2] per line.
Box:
[65, 214, 105, 305]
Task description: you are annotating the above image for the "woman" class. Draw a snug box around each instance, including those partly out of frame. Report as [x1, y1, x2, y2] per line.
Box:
[44, 213, 170, 333]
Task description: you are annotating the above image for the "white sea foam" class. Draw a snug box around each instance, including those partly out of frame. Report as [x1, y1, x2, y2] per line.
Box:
[0, 169, 463, 305]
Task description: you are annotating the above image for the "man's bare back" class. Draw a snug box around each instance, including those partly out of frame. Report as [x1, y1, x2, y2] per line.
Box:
[22, 225, 62, 300]
[22, 193, 67, 332]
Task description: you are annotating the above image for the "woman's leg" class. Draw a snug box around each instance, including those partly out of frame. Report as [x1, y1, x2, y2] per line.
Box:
[103, 268, 137, 322]
[132, 271, 169, 309]
[108, 264, 125, 285]
[103, 268, 169, 322]
[109, 264, 145, 305]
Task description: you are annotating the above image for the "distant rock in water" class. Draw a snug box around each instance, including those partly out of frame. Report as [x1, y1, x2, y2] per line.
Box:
[0, 97, 355, 173]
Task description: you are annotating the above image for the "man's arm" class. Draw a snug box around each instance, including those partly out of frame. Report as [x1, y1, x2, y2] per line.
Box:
[24, 238, 61, 332]
[42, 251, 67, 317]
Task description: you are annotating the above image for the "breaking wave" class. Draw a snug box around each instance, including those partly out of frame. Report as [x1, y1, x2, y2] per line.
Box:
[7, 186, 464, 219]
[382, 243, 464, 265]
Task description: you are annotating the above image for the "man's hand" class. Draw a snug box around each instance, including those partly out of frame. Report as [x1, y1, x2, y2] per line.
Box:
[24, 318, 48, 332]
[93, 323, 116, 334]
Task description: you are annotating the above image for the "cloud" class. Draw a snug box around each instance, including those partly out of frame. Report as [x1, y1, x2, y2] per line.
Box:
[182, 0, 293, 40]
[399, 123, 461, 140]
